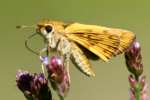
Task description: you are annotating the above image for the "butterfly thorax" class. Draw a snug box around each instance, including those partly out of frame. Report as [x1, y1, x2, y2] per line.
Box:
[47, 31, 71, 56]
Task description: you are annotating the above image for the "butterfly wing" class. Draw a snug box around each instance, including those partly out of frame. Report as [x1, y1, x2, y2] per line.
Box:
[64, 23, 135, 61]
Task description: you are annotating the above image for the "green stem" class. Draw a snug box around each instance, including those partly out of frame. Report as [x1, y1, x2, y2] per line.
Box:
[59, 96, 64, 100]
[135, 83, 141, 100]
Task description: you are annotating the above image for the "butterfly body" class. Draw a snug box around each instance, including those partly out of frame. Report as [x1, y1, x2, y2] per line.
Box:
[36, 19, 135, 76]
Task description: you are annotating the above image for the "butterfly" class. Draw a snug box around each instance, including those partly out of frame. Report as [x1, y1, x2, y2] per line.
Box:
[19, 19, 136, 77]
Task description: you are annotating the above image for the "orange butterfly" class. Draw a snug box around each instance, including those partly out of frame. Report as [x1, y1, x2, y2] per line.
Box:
[18, 19, 135, 77]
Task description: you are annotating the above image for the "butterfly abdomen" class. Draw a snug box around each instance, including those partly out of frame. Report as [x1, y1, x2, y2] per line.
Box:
[70, 43, 95, 76]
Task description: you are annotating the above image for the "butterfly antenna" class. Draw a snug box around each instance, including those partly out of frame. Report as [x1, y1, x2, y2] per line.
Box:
[16, 25, 36, 29]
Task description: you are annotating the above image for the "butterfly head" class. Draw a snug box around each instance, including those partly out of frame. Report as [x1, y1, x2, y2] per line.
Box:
[36, 19, 66, 39]
[16, 19, 66, 55]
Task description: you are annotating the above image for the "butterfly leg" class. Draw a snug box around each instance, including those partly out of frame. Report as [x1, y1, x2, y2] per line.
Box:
[57, 38, 72, 83]
[65, 53, 71, 84]
[39, 46, 49, 75]
[61, 49, 71, 84]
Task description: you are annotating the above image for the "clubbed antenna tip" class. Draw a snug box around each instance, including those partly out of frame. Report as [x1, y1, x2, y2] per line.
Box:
[16, 25, 22, 29]
[16, 25, 36, 29]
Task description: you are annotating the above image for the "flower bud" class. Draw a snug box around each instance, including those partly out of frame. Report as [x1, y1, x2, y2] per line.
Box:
[128, 75, 137, 89]
[40, 56, 49, 66]
[125, 41, 143, 77]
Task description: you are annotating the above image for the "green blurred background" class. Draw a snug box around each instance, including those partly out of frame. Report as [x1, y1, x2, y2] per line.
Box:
[0, 0, 149, 100]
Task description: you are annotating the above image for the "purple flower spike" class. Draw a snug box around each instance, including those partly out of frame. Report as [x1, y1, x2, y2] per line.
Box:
[16, 70, 52, 100]
[46, 56, 70, 98]
[125, 41, 143, 78]
[16, 70, 34, 93]
[125, 40, 148, 100]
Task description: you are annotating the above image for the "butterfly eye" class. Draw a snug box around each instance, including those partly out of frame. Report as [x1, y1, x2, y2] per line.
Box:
[45, 25, 53, 33]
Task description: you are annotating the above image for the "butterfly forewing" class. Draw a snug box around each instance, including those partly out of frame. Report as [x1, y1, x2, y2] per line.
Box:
[64, 23, 135, 61]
